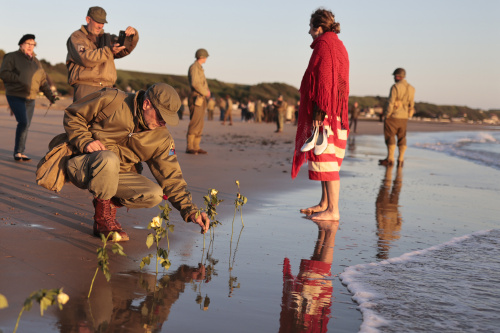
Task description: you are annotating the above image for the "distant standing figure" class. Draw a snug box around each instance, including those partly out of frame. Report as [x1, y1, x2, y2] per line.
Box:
[379, 68, 415, 167]
[292, 8, 350, 221]
[66, 6, 139, 101]
[178, 96, 188, 120]
[222, 95, 233, 125]
[274, 95, 287, 133]
[255, 99, 263, 123]
[218, 96, 227, 121]
[349, 101, 360, 133]
[207, 97, 216, 120]
[0, 34, 58, 161]
[187, 48, 211, 154]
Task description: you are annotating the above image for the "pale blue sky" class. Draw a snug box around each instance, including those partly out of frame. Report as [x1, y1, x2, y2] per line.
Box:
[1, 0, 499, 109]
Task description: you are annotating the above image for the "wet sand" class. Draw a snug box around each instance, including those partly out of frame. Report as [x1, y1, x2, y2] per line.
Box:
[1, 97, 499, 332]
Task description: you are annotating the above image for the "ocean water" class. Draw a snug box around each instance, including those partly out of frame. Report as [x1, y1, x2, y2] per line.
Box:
[338, 129, 500, 333]
[340, 229, 500, 333]
[412, 130, 500, 169]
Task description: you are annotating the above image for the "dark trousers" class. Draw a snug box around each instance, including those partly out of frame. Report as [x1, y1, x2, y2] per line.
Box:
[7, 95, 35, 154]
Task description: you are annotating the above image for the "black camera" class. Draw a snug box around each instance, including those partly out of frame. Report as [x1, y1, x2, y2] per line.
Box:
[117, 30, 126, 46]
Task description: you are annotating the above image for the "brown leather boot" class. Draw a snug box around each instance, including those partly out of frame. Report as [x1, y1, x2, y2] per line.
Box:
[93, 198, 129, 241]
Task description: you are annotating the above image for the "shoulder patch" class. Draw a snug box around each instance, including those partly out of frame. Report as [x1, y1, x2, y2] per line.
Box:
[77, 44, 86, 53]
[168, 142, 176, 156]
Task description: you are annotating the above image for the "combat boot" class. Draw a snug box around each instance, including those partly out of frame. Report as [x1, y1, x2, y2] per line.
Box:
[93, 198, 129, 241]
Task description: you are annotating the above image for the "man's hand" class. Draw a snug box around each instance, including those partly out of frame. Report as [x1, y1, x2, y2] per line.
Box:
[111, 43, 126, 55]
[84, 140, 107, 153]
[124, 26, 136, 36]
[189, 211, 210, 234]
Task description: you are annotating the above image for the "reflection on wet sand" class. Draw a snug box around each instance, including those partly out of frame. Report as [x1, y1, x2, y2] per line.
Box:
[55, 224, 246, 332]
[279, 220, 339, 332]
[57, 265, 206, 332]
[375, 165, 403, 260]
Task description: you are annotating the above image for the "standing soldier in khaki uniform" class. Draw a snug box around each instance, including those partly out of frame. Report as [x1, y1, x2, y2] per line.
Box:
[55, 83, 209, 241]
[222, 95, 234, 125]
[274, 95, 287, 133]
[207, 97, 216, 120]
[187, 48, 211, 154]
[66, 6, 139, 101]
[379, 68, 415, 167]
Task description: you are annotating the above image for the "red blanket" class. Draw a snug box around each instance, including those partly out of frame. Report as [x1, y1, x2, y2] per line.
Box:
[292, 32, 349, 179]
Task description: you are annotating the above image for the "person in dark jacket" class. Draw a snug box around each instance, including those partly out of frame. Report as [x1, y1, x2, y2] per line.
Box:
[0, 34, 57, 161]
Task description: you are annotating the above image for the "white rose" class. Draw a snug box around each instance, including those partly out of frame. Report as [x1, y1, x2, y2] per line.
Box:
[57, 292, 69, 305]
[149, 216, 161, 228]
[112, 232, 122, 242]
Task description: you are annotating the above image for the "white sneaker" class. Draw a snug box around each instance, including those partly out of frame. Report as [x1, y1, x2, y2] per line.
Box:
[300, 127, 319, 152]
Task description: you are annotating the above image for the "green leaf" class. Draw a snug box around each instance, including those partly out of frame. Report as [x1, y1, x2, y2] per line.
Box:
[0, 294, 8, 309]
[168, 225, 175, 232]
[39, 296, 52, 316]
[146, 233, 154, 248]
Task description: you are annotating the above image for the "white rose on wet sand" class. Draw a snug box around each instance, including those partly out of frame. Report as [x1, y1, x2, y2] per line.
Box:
[149, 216, 162, 229]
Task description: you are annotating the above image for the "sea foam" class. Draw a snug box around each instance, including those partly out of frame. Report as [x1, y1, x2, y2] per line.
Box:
[340, 229, 500, 333]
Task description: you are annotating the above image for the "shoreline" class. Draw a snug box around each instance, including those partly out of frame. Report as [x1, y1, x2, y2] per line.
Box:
[1, 104, 499, 332]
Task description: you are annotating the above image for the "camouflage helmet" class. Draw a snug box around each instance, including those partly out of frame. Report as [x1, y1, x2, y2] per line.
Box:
[195, 48, 209, 59]
[392, 68, 406, 78]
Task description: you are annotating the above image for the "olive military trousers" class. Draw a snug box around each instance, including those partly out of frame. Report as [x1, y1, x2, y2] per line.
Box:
[66, 150, 163, 208]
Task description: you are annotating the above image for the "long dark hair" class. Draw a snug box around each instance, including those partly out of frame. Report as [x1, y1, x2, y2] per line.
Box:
[310, 8, 340, 34]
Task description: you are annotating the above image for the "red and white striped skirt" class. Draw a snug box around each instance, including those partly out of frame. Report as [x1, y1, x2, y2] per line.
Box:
[307, 124, 348, 181]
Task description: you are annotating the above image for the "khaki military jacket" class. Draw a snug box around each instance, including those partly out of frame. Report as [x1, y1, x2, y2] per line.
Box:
[385, 79, 415, 119]
[188, 61, 209, 97]
[63, 88, 196, 221]
[66, 25, 139, 87]
[0, 50, 54, 100]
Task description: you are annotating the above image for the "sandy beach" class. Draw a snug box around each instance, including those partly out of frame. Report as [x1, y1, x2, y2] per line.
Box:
[1, 97, 499, 332]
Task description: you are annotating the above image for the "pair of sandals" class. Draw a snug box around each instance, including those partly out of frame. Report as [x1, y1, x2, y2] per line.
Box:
[300, 126, 328, 155]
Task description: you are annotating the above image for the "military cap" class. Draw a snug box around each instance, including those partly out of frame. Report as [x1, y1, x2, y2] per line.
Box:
[195, 48, 209, 59]
[146, 83, 181, 126]
[393, 68, 406, 78]
[87, 6, 108, 24]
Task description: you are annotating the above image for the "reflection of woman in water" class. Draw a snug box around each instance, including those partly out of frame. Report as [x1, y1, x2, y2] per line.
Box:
[375, 165, 403, 259]
[292, 8, 350, 221]
[279, 220, 339, 332]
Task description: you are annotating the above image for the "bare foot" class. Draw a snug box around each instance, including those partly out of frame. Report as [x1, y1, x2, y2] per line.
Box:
[309, 209, 339, 221]
[300, 204, 326, 215]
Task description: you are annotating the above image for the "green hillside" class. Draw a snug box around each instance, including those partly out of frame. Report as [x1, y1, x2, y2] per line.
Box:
[1, 51, 498, 120]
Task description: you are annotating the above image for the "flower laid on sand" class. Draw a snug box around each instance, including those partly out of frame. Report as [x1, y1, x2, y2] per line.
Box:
[0, 294, 8, 309]
[141, 197, 174, 274]
[88, 231, 126, 298]
[13, 288, 69, 333]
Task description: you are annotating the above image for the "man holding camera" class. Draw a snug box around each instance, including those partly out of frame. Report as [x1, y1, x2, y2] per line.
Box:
[66, 6, 139, 101]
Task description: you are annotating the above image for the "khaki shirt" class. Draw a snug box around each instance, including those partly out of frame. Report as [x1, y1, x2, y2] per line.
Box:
[66, 25, 139, 87]
[188, 61, 209, 97]
[0, 50, 53, 100]
[63, 88, 196, 221]
[385, 79, 415, 119]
